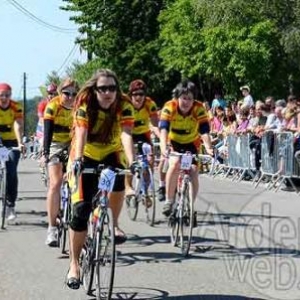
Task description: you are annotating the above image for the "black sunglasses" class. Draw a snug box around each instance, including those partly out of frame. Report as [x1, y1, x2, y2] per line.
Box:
[131, 92, 145, 97]
[96, 85, 117, 93]
[62, 91, 77, 97]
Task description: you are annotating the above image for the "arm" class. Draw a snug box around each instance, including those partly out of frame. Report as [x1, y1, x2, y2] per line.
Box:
[159, 128, 169, 155]
[43, 119, 54, 155]
[74, 126, 87, 158]
[121, 125, 135, 165]
[150, 115, 160, 138]
[199, 121, 213, 154]
[159, 120, 170, 155]
[14, 118, 23, 147]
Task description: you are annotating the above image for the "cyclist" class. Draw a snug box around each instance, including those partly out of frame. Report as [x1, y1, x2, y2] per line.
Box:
[66, 69, 136, 289]
[42, 78, 78, 247]
[125, 79, 159, 201]
[36, 83, 58, 149]
[159, 80, 213, 217]
[0, 83, 24, 221]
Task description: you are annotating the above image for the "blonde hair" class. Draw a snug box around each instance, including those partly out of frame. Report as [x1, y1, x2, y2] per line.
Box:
[58, 77, 79, 93]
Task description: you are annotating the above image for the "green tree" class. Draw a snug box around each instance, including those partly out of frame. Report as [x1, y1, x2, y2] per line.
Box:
[158, 0, 285, 100]
[61, 0, 178, 104]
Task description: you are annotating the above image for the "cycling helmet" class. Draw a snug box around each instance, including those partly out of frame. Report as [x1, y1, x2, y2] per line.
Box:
[46, 83, 58, 94]
[0, 83, 12, 91]
[129, 79, 147, 93]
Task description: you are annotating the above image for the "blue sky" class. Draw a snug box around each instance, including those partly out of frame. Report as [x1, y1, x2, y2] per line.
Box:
[0, 0, 85, 99]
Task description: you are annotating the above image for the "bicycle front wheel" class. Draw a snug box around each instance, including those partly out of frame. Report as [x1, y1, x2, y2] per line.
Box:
[125, 174, 141, 221]
[81, 235, 95, 295]
[179, 182, 194, 257]
[145, 168, 156, 226]
[95, 208, 115, 300]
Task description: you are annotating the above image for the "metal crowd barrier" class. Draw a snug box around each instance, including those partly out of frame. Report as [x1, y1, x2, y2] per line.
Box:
[254, 131, 298, 192]
[220, 133, 256, 181]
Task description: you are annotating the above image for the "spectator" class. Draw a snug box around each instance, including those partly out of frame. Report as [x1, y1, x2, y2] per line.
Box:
[275, 99, 287, 108]
[235, 107, 250, 134]
[286, 95, 297, 110]
[264, 96, 276, 128]
[211, 91, 227, 115]
[248, 101, 267, 134]
[282, 107, 297, 132]
[265, 106, 285, 131]
[240, 85, 254, 108]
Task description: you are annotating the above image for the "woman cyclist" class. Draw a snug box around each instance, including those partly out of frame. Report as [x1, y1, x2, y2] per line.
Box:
[66, 69, 136, 289]
[36, 83, 58, 150]
[159, 80, 213, 217]
[125, 79, 159, 200]
[0, 83, 23, 221]
[43, 78, 78, 247]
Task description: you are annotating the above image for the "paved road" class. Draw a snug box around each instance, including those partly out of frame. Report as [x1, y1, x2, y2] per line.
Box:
[1, 159, 300, 300]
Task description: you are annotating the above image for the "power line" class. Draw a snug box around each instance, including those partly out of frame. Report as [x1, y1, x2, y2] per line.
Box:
[57, 43, 79, 75]
[6, 0, 77, 33]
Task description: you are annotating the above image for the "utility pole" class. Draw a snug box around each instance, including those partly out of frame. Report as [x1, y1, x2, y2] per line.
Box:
[23, 72, 27, 136]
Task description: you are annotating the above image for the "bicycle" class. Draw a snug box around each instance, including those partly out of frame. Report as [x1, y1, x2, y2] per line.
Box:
[125, 142, 156, 226]
[0, 146, 19, 229]
[164, 151, 198, 257]
[77, 164, 130, 299]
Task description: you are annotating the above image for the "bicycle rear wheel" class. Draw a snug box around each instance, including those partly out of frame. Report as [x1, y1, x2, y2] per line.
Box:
[179, 182, 194, 257]
[145, 168, 156, 226]
[95, 208, 115, 300]
[0, 170, 7, 229]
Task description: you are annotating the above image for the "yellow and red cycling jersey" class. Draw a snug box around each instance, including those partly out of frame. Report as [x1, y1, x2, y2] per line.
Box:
[74, 95, 134, 161]
[43, 96, 73, 143]
[132, 97, 157, 135]
[0, 100, 23, 141]
[160, 99, 209, 144]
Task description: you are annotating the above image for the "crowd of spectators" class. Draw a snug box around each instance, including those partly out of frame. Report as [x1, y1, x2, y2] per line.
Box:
[206, 86, 300, 191]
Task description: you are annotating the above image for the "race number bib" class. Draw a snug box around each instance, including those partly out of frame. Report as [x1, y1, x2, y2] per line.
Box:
[98, 168, 116, 192]
[180, 154, 193, 170]
[0, 147, 9, 162]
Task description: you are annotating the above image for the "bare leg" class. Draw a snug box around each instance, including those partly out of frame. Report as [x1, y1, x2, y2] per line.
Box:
[68, 228, 87, 278]
[190, 165, 199, 201]
[165, 159, 180, 202]
[47, 163, 63, 226]
[109, 191, 124, 228]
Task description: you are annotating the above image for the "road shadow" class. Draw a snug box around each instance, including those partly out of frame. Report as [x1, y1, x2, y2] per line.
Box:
[13, 221, 48, 228]
[88, 286, 168, 300]
[19, 170, 39, 174]
[234, 246, 300, 258]
[116, 235, 227, 266]
[18, 195, 46, 201]
[199, 212, 287, 221]
[16, 210, 47, 217]
[88, 289, 266, 300]
[163, 295, 266, 300]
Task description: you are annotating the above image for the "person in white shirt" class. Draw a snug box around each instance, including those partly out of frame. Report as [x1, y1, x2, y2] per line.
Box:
[240, 85, 254, 108]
